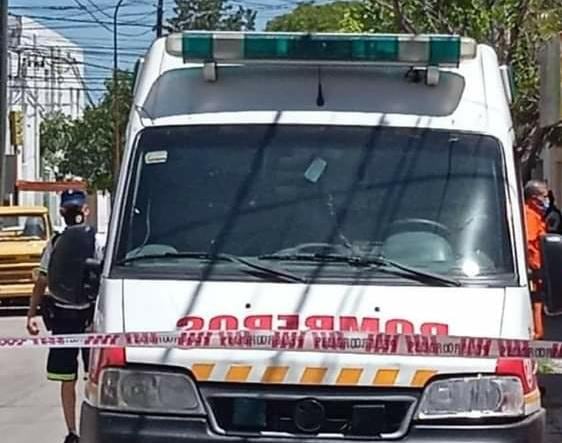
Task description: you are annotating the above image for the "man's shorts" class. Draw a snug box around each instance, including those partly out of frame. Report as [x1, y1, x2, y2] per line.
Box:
[531, 291, 544, 303]
[47, 305, 92, 382]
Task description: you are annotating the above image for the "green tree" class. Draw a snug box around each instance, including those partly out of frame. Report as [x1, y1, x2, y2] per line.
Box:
[39, 111, 73, 174]
[40, 71, 133, 191]
[168, 0, 256, 31]
[266, 1, 362, 32]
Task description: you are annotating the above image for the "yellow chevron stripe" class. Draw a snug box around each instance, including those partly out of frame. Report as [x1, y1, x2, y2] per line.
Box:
[524, 389, 541, 405]
[411, 370, 437, 387]
[191, 363, 215, 381]
[189, 363, 443, 387]
[226, 365, 252, 382]
[301, 367, 328, 384]
[336, 368, 363, 385]
[372, 369, 399, 386]
[262, 366, 289, 383]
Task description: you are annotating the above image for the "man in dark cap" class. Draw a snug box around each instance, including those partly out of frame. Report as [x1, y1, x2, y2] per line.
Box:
[26, 189, 104, 443]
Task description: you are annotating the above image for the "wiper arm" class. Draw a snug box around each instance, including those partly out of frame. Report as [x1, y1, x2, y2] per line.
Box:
[230, 254, 307, 283]
[362, 255, 462, 287]
[260, 252, 461, 287]
[116, 251, 232, 265]
[117, 252, 306, 283]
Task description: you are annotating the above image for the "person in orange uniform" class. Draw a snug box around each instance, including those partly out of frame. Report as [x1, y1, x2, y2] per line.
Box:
[524, 180, 549, 339]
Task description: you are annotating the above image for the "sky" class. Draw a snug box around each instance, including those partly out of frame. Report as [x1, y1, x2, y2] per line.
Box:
[7, 0, 315, 99]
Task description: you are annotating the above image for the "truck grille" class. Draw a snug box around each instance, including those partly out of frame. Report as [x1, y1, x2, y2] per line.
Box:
[199, 384, 418, 439]
[0, 261, 37, 285]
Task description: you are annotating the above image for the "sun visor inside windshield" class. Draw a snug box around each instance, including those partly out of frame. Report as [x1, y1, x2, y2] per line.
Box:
[142, 65, 465, 120]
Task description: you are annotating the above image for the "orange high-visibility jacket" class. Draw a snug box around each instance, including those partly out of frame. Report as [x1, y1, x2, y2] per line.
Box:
[524, 202, 546, 273]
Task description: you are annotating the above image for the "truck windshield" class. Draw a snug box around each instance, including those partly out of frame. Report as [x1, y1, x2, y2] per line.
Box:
[0, 215, 47, 240]
[115, 125, 514, 283]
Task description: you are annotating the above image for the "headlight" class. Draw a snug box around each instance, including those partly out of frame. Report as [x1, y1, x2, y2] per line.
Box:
[99, 368, 205, 414]
[416, 376, 524, 420]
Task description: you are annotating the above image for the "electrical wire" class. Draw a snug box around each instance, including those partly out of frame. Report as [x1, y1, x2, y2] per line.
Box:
[8, 0, 332, 97]
[12, 13, 154, 29]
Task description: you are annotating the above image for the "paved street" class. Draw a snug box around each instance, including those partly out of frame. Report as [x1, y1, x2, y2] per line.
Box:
[545, 386, 562, 443]
[0, 316, 85, 443]
[0, 314, 561, 443]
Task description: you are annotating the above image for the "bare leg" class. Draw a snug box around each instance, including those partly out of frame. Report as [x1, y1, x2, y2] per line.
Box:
[533, 302, 544, 340]
[61, 380, 77, 434]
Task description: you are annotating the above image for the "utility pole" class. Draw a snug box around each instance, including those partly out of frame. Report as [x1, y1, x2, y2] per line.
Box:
[0, 0, 9, 205]
[156, 0, 164, 38]
[33, 34, 39, 204]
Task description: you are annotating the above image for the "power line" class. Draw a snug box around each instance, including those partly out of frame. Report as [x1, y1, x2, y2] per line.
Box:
[8, 83, 106, 92]
[11, 13, 154, 29]
[83, 0, 115, 19]
[9, 74, 126, 82]
[16, 45, 145, 57]
[68, 0, 158, 37]
[8, 0, 332, 93]
[71, 0, 127, 34]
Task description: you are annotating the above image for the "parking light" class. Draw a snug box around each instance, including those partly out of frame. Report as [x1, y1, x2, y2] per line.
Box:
[166, 32, 477, 68]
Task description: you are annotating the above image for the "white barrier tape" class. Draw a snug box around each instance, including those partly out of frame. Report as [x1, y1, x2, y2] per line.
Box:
[1, 330, 562, 361]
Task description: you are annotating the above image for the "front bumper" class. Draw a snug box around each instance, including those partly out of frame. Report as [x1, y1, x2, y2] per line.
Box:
[80, 402, 546, 443]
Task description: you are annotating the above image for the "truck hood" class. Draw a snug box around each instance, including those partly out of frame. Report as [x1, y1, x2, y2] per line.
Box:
[122, 280, 506, 387]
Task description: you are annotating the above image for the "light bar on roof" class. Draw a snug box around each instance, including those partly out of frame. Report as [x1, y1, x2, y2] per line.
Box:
[165, 32, 477, 67]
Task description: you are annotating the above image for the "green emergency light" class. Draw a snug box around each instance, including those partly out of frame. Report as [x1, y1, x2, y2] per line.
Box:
[165, 32, 477, 68]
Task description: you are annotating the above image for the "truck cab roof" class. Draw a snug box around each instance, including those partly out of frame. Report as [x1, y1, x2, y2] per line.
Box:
[0, 206, 49, 215]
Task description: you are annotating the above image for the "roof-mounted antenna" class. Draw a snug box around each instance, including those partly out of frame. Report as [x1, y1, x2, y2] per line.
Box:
[316, 67, 325, 107]
[203, 62, 217, 82]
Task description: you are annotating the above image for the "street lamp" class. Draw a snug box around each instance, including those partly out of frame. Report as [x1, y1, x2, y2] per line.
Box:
[112, 0, 126, 196]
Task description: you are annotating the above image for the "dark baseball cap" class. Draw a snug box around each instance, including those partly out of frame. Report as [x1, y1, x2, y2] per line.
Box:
[60, 189, 86, 208]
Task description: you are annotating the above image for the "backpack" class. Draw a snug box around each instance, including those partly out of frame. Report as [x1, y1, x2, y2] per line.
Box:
[47, 224, 97, 306]
[546, 208, 562, 234]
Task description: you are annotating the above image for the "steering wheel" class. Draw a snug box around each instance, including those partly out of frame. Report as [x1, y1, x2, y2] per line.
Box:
[273, 242, 351, 256]
[384, 218, 451, 239]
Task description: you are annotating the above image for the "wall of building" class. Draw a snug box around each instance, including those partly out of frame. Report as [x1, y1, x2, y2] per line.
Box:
[7, 16, 86, 210]
[4, 15, 112, 230]
[542, 146, 562, 204]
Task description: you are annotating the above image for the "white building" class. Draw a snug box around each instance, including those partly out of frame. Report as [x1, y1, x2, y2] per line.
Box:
[8, 15, 87, 189]
[7, 15, 111, 232]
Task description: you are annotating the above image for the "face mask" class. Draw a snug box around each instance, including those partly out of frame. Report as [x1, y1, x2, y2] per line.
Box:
[62, 206, 85, 226]
[538, 198, 549, 213]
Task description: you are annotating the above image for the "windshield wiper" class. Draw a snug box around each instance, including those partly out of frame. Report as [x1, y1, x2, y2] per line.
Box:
[117, 251, 306, 283]
[259, 253, 461, 287]
[117, 252, 230, 265]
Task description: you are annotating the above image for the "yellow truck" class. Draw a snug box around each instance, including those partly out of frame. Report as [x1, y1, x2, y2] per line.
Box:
[0, 206, 52, 304]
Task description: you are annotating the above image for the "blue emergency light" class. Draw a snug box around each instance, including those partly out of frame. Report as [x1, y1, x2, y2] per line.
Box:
[165, 32, 477, 67]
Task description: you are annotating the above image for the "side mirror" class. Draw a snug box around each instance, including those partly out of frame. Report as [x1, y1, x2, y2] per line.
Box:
[541, 234, 562, 314]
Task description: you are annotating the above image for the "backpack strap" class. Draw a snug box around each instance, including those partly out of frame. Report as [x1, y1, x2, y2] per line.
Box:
[51, 231, 61, 248]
